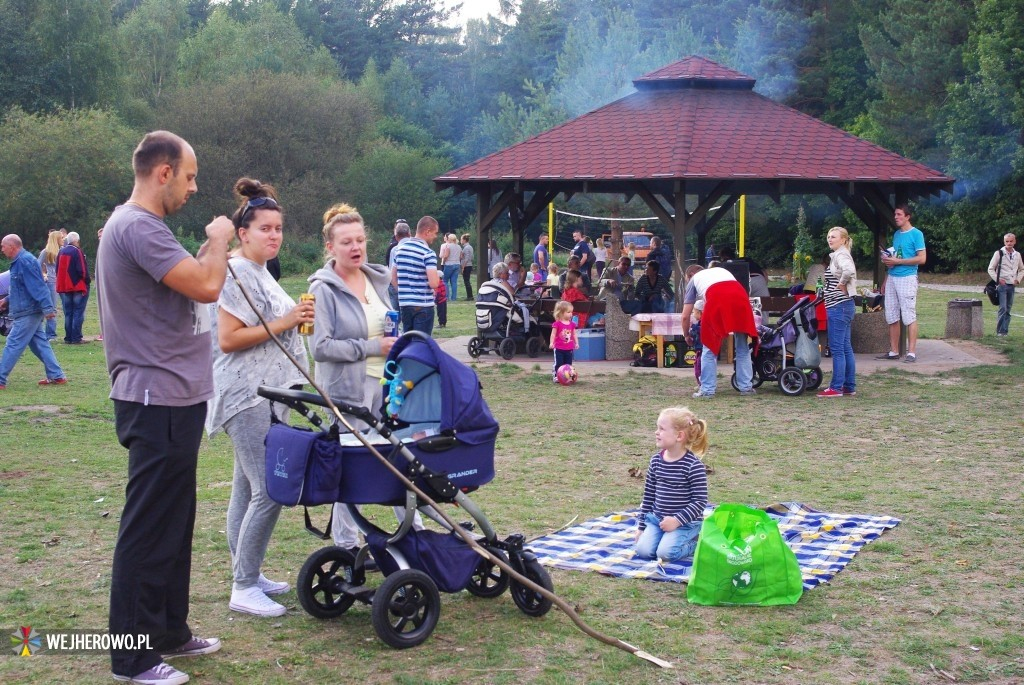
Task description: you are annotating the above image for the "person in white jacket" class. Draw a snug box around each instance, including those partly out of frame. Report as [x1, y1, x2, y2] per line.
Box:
[987, 233, 1024, 336]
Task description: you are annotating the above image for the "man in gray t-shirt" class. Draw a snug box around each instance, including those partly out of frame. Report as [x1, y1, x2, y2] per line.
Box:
[99, 131, 234, 684]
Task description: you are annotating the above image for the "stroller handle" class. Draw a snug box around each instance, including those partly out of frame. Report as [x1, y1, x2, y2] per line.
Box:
[257, 385, 374, 424]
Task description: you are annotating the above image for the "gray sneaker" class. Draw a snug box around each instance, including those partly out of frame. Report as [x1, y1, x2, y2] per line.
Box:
[738, 389, 757, 396]
[160, 636, 221, 659]
[113, 662, 189, 685]
[692, 391, 715, 399]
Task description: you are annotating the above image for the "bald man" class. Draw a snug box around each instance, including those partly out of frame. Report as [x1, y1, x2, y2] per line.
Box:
[0, 234, 65, 389]
[100, 131, 234, 684]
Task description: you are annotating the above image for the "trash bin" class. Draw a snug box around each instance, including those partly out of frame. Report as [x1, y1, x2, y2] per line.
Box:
[944, 299, 983, 339]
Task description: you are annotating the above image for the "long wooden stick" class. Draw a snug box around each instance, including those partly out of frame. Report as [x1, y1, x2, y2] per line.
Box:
[227, 263, 673, 668]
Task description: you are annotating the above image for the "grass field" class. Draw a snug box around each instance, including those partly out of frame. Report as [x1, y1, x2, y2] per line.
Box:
[2, 281, 1023, 684]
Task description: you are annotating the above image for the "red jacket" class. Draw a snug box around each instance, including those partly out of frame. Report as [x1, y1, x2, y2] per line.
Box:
[56, 244, 89, 294]
[699, 280, 758, 356]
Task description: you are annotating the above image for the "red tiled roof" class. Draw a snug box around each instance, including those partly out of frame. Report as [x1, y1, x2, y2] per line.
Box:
[633, 55, 756, 88]
[437, 57, 952, 187]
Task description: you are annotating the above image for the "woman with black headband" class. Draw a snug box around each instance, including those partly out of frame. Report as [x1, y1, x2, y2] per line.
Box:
[206, 178, 314, 617]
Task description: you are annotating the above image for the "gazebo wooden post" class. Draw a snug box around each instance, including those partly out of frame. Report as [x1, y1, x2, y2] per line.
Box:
[509, 191, 524, 262]
[476, 189, 491, 289]
[673, 188, 688, 310]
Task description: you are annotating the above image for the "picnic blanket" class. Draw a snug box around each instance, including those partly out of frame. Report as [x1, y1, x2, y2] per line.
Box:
[529, 501, 900, 590]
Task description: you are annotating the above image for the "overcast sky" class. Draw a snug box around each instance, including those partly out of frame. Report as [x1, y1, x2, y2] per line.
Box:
[443, 0, 504, 26]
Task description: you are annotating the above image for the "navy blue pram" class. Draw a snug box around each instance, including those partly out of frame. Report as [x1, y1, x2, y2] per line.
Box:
[731, 296, 823, 396]
[258, 332, 553, 649]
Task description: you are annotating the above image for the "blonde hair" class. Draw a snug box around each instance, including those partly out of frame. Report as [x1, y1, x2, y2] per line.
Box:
[548, 263, 559, 274]
[322, 203, 365, 257]
[43, 230, 62, 264]
[553, 300, 574, 320]
[659, 407, 708, 457]
[828, 226, 852, 250]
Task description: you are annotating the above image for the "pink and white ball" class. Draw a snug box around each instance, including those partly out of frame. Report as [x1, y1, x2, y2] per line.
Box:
[556, 364, 578, 385]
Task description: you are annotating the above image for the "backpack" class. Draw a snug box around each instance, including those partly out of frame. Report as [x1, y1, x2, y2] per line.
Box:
[631, 335, 658, 367]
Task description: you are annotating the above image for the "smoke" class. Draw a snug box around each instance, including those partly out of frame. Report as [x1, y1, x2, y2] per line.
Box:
[730, 3, 809, 102]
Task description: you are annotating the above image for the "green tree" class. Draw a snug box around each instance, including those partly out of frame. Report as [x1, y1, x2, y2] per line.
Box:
[859, 0, 973, 164]
[0, 108, 138, 249]
[27, 0, 120, 110]
[118, 0, 192, 106]
[158, 71, 374, 242]
[341, 141, 451, 259]
[177, 4, 336, 85]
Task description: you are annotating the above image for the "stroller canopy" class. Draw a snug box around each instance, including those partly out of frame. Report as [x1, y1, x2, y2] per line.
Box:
[386, 333, 500, 446]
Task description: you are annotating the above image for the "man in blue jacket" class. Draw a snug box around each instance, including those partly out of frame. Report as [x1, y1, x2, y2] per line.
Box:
[0, 234, 66, 388]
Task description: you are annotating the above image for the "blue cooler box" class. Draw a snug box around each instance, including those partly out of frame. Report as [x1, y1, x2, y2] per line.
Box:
[576, 329, 606, 361]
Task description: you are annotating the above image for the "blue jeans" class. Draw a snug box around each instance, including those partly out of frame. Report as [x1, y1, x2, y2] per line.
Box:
[45, 280, 58, 339]
[387, 284, 399, 312]
[442, 264, 460, 301]
[634, 512, 701, 561]
[700, 334, 752, 395]
[60, 290, 89, 343]
[826, 298, 856, 393]
[400, 305, 435, 336]
[0, 314, 65, 385]
[997, 284, 1015, 335]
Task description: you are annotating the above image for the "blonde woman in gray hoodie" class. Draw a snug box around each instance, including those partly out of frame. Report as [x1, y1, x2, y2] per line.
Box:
[307, 203, 422, 554]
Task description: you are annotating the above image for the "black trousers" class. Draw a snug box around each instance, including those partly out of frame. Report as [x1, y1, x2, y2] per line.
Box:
[462, 266, 473, 299]
[109, 400, 206, 677]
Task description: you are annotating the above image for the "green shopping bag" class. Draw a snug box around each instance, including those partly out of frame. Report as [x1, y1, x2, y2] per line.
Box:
[686, 503, 803, 606]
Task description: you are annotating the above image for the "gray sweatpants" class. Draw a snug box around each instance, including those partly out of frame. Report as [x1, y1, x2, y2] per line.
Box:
[225, 401, 283, 590]
[331, 375, 424, 547]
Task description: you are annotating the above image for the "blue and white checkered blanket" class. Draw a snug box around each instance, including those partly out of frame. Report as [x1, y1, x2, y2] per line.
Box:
[529, 502, 901, 590]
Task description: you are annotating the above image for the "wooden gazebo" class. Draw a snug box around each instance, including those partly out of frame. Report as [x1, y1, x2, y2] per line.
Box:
[435, 56, 954, 286]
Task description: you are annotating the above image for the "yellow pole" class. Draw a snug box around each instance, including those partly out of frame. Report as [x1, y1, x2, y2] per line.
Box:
[738, 195, 746, 257]
[548, 202, 554, 251]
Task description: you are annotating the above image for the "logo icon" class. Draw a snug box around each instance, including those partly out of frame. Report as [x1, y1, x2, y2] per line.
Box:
[273, 449, 288, 479]
[11, 627, 42, 656]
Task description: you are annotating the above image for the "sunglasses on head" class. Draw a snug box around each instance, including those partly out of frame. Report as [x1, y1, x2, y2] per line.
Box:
[245, 196, 279, 211]
[238, 196, 279, 224]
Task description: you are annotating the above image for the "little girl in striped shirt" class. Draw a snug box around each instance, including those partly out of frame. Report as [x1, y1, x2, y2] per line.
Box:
[633, 406, 709, 562]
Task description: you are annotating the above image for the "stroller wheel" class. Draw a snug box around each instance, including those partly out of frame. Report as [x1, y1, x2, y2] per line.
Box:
[465, 549, 511, 598]
[778, 367, 806, 396]
[371, 569, 441, 649]
[297, 546, 358, 618]
[730, 372, 740, 392]
[467, 336, 484, 358]
[498, 337, 516, 360]
[525, 336, 543, 358]
[509, 558, 553, 617]
[805, 366, 823, 391]
[751, 368, 764, 388]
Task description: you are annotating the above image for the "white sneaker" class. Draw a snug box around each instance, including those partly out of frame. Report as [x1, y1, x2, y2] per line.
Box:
[113, 661, 189, 685]
[229, 586, 287, 617]
[257, 573, 290, 596]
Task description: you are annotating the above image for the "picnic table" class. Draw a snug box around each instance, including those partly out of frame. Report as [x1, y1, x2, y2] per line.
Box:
[628, 313, 685, 368]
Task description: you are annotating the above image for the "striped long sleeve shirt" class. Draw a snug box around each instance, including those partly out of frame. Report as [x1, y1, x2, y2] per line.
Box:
[638, 450, 708, 530]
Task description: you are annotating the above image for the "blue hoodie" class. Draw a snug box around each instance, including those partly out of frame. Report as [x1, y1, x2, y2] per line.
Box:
[8, 247, 55, 319]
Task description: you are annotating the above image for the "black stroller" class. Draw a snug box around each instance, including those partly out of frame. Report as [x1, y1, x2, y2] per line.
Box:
[731, 296, 823, 396]
[258, 332, 553, 648]
[468, 280, 547, 360]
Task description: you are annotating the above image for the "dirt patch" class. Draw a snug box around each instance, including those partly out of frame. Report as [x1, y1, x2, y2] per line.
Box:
[943, 338, 1009, 365]
[1, 404, 62, 413]
[0, 470, 29, 480]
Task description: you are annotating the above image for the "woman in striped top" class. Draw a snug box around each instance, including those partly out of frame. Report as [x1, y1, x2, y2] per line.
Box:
[817, 227, 858, 398]
[634, 407, 709, 562]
